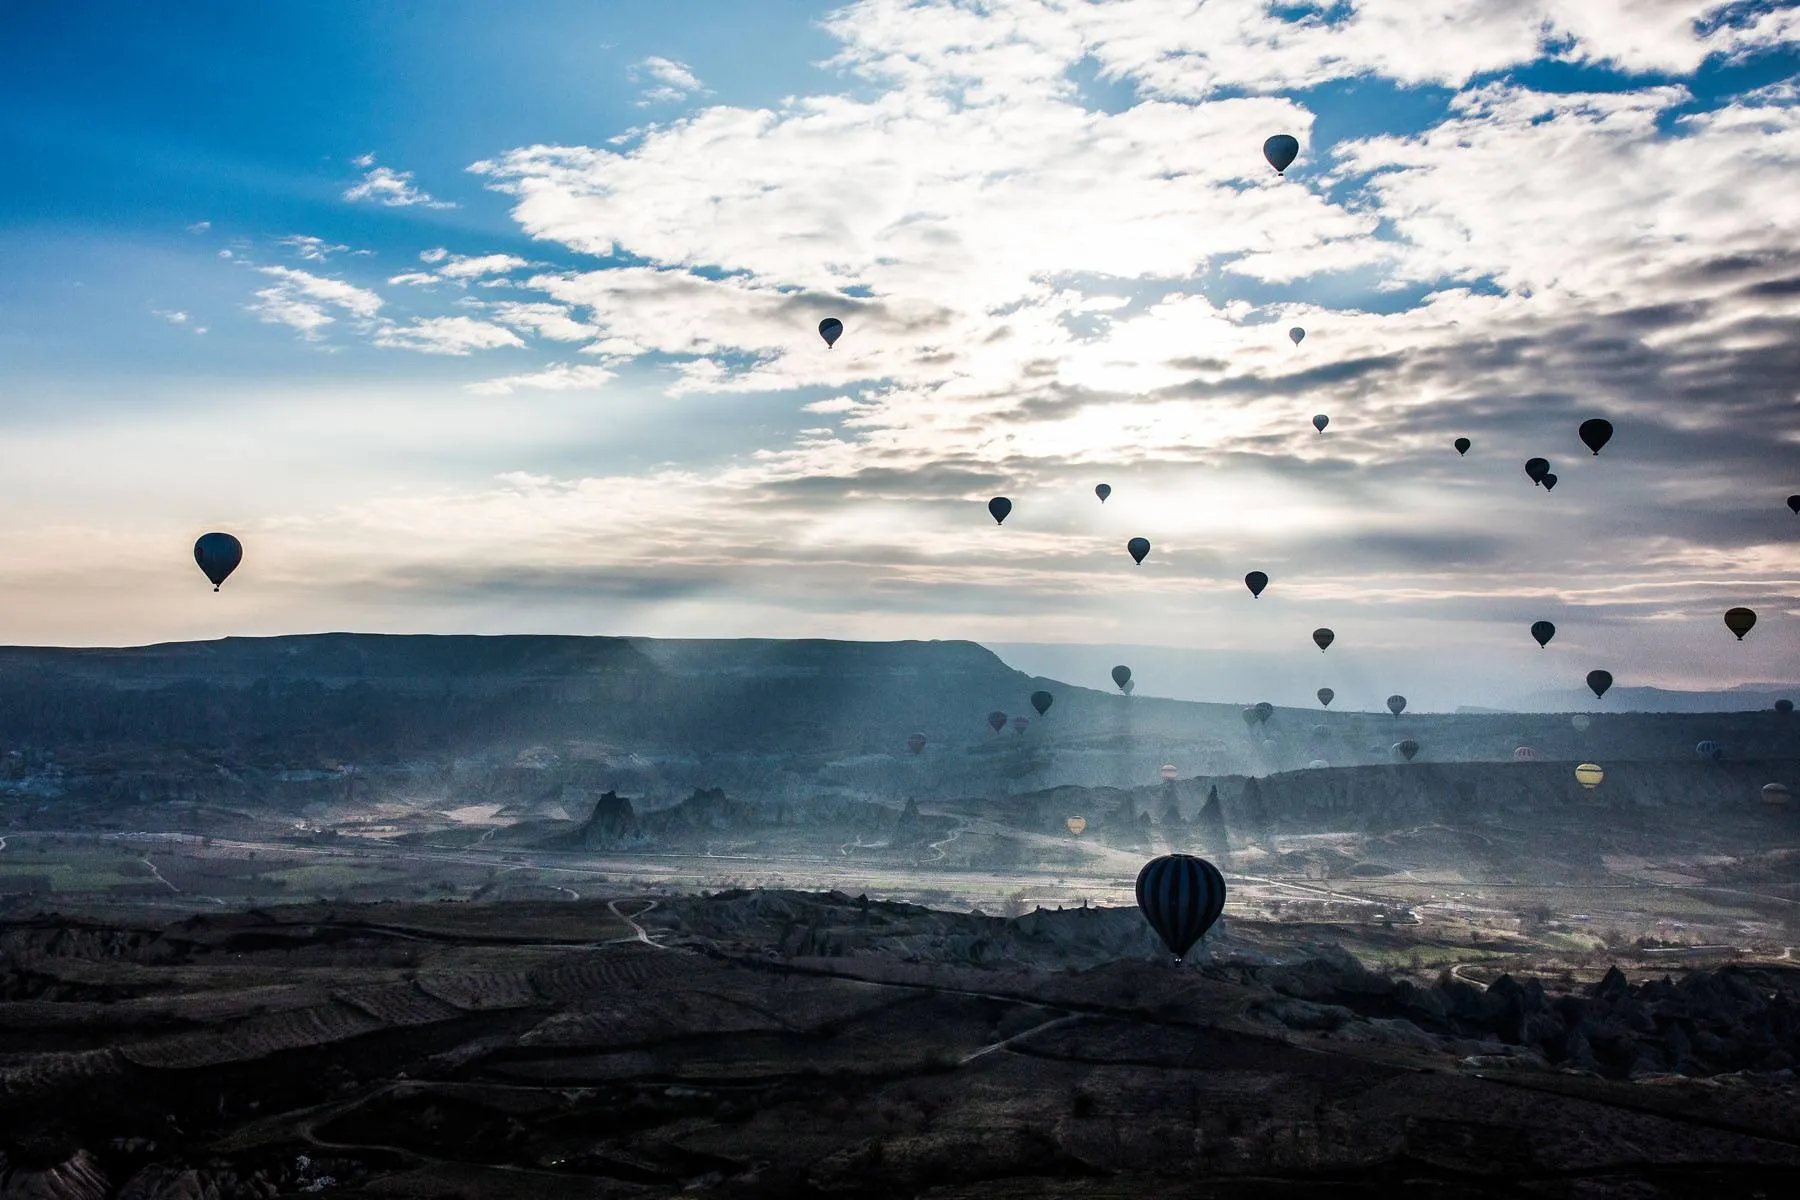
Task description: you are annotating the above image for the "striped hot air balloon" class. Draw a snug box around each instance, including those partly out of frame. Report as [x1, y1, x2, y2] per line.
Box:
[1574, 762, 1604, 790]
[1135, 854, 1226, 964]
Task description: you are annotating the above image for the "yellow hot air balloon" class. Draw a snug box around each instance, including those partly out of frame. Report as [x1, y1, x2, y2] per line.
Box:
[1066, 816, 1087, 836]
[1574, 762, 1604, 790]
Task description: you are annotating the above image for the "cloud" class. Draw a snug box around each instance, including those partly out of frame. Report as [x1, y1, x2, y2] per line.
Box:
[245, 266, 384, 338]
[631, 56, 707, 105]
[436, 253, 536, 280]
[465, 362, 617, 394]
[343, 156, 456, 209]
[277, 234, 352, 263]
[185, 220, 211, 234]
[483, 302, 597, 342]
[372, 316, 526, 355]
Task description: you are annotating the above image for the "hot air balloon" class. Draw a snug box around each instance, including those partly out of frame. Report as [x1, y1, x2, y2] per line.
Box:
[1571, 713, 1592, 732]
[1122, 679, 1135, 695]
[1160, 764, 1179, 781]
[1525, 458, 1550, 485]
[1112, 665, 1132, 693]
[1541, 473, 1558, 491]
[1312, 628, 1334, 652]
[1531, 621, 1556, 648]
[1012, 715, 1030, 734]
[1454, 438, 1471, 456]
[1127, 537, 1151, 565]
[1789, 495, 1800, 515]
[1263, 134, 1299, 175]
[1762, 783, 1792, 804]
[987, 711, 1007, 733]
[193, 532, 243, 592]
[1578, 418, 1612, 455]
[818, 317, 843, 348]
[1724, 607, 1756, 640]
[1254, 702, 1274, 724]
[1778, 699, 1794, 713]
[1067, 816, 1087, 836]
[988, 496, 1011, 524]
[1586, 670, 1612, 699]
[1697, 740, 1722, 761]
[1031, 690, 1053, 716]
[1574, 762, 1604, 790]
[907, 733, 926, 754]
[1387, 695, 1406, 716]
[1095, 483, 1111, 502]
[1317, 688, 1334, 707]
[1513, 746, 1539, 762]
[1312, 414, 1329, 434]
[1136, 853, 1227, 963]
[1241, 707, 1260, 729]
[1308, 759, 1330, 769]
[1393, 740, 1419, 762]
[1244, 571, 1268, 598]
[1289, 327, 1305, 346]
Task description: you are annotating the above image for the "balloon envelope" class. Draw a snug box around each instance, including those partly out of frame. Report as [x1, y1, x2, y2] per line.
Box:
[1789, 495, 1800, 515]
[1122, 679, 1134, 695]
[1761, 783, 1792, 804]
[1012, 716, 1029, 734]
[1454, 437, 1471, 456]
[1312, 414, 1328, 433]
[1254, 701, 1274, 724]
[1263, 134, 1300, 174]
[1095, 483, 1111, 502]
[1289, 327, 1305, 345]
[988, 496, 1012, 524]
[1244, 571, 1268, 598]
[193, 532, 243, 591]
[1312, 628, 1334, 652]
[1136, 854, 1227, 961]
[1724, 607, 1756, 640]
[1578, 418, 1613, 455]
[1777, 699, 1794, 713]
[1387, 694, 1407, 716]
[1394, 740, 1419, 762]
[1111, 665, 1132, 691]
[1066, 816, 1087, 836]
[1241, 707, 1260, 728]
[1160, 764, 1179, 781]
[1308, 759, 1330, 768]
[907, 733, 926, 754]
[1571, 713, 1592, 732]
[1030, 690, 1054, 716]
[1317, 688, 1334, 707]
[1697, 739, 1722, 760]
[1542, 473, 1558, 491]
[1127, 536, 1151, 564]
[818, 317, 843, 348]
[1574, 762, 1604, 790]
[987, 711, 1007, 733]
[1531, 620, 1556, 648]
[1525, 457, 1550, 484]
[1586, 670, 1613, 699]
[1513, 746, 1538, 762]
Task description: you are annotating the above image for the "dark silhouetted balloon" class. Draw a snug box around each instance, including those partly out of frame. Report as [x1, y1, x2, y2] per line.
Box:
[1112, 665, 1132, 692]
[818, 318, 843, 348]
[1789, 495, 1800, 514]
[1763, 782, 1793, 804]
[1541, 473, 1558, 491]
[1387, 694, 1406, 716]
[1317, 687, 1334, 707]
[1244, 571, 1268, 598]
[1135, 853, 1227, 962]
[1312, 628, 1334, 651]
[1394, 740, 1419, 762]
[1254, 701, 1273, 724]
[907, 733, 926, 754]
[1531, 620, 1555, 648]
[1778, 699, 1794, 713]
[1128, 536, 1151, 564]
[988, 496, 1011, 524]
[1095, 483, 1111, 502]
[1289, 327, 1305, 345]
[1586, 669, 1612, 699]
[1454, 437, 1470, 456]
[1031, 690, 1053, 716]
[1525, 458, 1549, 485]
[987, 711, 1007, 733]
[1578, 418, 1613, 455]
[1312, 414, 1328, 434]
[1263, 134, 1299, 175]
[193, 532, 243, 592]
[1724, 607, 1756, 640]
[1012, 715, 1029, 734]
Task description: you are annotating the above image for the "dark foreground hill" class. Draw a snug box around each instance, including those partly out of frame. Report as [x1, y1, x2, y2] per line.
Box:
[2, 891, 1798, 1197]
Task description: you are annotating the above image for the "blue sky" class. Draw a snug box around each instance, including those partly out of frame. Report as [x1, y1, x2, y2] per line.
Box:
[1, 0, 1797, 711]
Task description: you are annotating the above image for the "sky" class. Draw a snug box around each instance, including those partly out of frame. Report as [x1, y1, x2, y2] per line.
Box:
[1, 0, 1797, 711]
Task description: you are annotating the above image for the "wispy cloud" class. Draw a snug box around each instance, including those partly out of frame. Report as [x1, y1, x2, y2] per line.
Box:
[465, 362, 616, 394]
[343, 154, 456, 209]
[277, 234, 353, 263]
[373, 316, 526, 355]
[184, 220, 211, 234]
[245, 266, 384, 339]
[631, 56, 707, 105]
